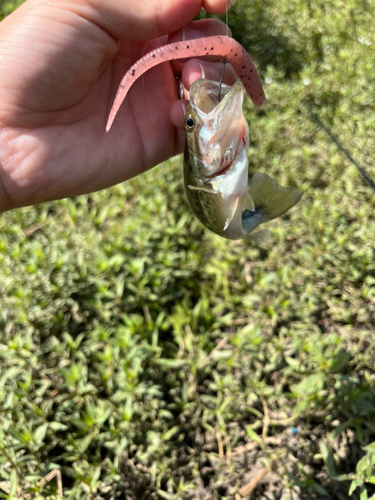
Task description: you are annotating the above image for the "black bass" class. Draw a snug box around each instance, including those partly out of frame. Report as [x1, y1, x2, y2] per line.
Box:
[183, 79, 302, 241]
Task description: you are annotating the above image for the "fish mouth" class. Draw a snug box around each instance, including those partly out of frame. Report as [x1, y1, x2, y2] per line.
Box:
[190, 79, 243, 115]
[188, 79, 248, 180]
[207, 157, 235, 179]
[206, 136, 245, 179]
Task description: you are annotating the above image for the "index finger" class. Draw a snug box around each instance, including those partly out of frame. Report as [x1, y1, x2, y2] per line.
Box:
[80, 0, 231, 42]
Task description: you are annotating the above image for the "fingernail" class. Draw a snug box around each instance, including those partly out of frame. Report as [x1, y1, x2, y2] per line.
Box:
[169, 28, 207, 44]
[182, 28, 207, 40]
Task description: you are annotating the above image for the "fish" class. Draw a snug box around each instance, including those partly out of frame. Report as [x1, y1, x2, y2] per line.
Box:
[105, 34, 302, 241]
[106, 35, 265, 131]
[183, 79, 302, 240]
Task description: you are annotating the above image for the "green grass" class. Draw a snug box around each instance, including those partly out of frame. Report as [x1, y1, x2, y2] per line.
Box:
[1, 0, 375, 499]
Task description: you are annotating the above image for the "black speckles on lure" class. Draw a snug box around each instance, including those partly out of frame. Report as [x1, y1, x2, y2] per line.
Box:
[106, 35, 265, 132]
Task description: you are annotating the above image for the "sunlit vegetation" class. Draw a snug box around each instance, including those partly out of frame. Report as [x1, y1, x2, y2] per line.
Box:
[1, 0, 374, 498]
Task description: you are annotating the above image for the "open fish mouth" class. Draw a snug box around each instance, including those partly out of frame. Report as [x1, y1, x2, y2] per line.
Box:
[189, 79, 248, 179]
[206, 136, 246, 179]
[207, 149, 238, 178]
[190, 79, 243, 116]
[208, 161, 233, 178]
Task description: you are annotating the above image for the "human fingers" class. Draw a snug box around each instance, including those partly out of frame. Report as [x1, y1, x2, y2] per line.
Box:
[203, 0, 231, 14]
[170, 100, 189, 132]
[70, 0, 230, 42]
[181, 58, 237, 91]
[167, 19, 232, 77]
[168, 18, 232, 43]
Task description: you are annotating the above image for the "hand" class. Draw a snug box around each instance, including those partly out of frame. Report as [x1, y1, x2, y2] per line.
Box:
[0, 0, 235, 212]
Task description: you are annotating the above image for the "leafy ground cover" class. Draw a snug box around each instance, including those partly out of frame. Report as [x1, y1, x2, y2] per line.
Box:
[0, 0, 375, 498]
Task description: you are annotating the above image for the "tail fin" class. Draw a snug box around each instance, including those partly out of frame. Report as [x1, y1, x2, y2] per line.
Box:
[242, 172, 302, 235]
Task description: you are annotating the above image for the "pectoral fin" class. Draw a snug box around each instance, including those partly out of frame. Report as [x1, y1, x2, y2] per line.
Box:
[224, 196, 241, 231]
[242, 192, 255, 212]
[188, 185, 217, 195]
[242, 172, 302, 235]
[249, 173, 302, 221]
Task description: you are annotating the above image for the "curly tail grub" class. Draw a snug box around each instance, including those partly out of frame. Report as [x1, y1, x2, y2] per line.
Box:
[106, 35, 265, 132]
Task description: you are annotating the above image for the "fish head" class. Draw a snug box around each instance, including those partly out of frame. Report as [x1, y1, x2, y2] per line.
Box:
[184, 79, 249, 179]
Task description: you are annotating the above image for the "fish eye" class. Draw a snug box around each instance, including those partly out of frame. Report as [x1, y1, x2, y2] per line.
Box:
[184, 115, 195, 131]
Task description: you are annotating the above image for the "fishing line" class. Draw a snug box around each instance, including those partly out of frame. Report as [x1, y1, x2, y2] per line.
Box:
[225, 0, 229, 37]
[218, 0, 230, 101]
[304, 103, 375, 191]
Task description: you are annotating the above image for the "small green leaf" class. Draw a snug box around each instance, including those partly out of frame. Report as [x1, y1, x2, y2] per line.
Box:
[291, 373, 325, 397]
[49, 422, 68, 432]
[246, 427, 263, 445]
[364, 443, 375, 454]
[157, 490, 174, 500]
[10, 470, 17, 498]
[162, 426, 182, 442]
[349, 479, 362, 496]
[33, 423, 48, 445]
[360, 486, 368, 500]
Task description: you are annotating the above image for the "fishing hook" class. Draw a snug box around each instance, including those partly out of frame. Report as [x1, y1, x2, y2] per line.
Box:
[218, 58, 228, 102]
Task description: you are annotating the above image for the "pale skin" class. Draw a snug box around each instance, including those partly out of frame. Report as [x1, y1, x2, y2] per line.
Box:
[0, 0, 239, 213]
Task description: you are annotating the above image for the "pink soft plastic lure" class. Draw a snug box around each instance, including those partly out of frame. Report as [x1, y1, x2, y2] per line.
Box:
[106, 35, 265, 132]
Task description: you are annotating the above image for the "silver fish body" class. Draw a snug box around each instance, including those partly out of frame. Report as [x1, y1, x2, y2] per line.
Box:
[183, 79, 302, 240]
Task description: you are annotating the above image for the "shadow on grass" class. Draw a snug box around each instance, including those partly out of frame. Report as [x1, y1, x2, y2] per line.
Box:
[107, 364, 375, 500]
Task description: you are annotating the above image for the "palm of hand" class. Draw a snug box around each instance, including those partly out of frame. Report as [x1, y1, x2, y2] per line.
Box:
[0, 13, 182, 205]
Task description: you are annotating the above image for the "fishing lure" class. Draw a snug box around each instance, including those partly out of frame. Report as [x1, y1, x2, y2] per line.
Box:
[106, 35, 265, 131]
